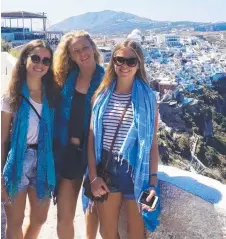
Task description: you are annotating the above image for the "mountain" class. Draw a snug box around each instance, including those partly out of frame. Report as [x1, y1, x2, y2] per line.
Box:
[49, 10, 155, 34]
[48, 10, 213, 35]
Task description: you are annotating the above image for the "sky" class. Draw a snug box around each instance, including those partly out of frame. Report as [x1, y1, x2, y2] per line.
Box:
[1, 0, 226, 30]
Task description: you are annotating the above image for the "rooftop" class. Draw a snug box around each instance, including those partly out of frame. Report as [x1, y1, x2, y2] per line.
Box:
[1, 11, 47, 19]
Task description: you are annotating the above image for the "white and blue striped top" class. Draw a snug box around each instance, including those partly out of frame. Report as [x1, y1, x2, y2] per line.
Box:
[103, 91, 133, 153]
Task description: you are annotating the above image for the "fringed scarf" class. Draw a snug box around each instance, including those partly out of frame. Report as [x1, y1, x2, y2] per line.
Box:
[54, 65, 104, 176]
[83, 77, 160, 231]
[3, 82, 55, 200]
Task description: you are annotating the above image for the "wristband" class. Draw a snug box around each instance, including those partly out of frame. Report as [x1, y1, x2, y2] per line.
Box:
[90, 177, 98, 184]
[151, 173, 158, 177]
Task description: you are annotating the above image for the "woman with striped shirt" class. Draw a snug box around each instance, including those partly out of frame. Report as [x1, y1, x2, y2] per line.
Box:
[86, 40, 160, 239]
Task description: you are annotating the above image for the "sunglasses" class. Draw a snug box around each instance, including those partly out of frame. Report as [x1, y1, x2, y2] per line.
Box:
[113, 56, 138, 67]
[30, 55, 51, 67]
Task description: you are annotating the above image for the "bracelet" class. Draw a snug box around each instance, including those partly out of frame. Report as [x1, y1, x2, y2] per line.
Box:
[151, 173, 158, 177]
[90, 177, 98, 184]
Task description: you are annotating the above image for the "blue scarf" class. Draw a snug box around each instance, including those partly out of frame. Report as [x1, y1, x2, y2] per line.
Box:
[3, 82, 55, 200]
[54, 65, 104, 173]
[83, 77, 160, 231]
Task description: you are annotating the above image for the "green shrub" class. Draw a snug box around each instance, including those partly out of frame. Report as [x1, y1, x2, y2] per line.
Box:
[1, 39, 11, 52]
[9, 49, 20, 58]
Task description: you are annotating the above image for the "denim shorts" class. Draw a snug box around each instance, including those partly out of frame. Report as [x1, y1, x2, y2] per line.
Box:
[102, 150, 135, 200]
[18, 148, 37, 192]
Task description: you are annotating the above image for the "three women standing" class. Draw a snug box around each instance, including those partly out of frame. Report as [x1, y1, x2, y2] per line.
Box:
[1, 34, 159, 239]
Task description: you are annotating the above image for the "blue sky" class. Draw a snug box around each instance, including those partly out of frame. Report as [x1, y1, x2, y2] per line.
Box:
[2, 0, 226, 30]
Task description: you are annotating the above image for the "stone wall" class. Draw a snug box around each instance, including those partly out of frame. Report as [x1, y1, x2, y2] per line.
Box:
[118, 166, 226, 239]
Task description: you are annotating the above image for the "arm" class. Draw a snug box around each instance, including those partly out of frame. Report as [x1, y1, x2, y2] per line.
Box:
[149, 103, 159, 187]
[87, 114, 109, 197]
[87, 124, 97, 182]
[1, 111, 13, 201]
[1, 111, 12, 172]
[142, 103, 159, 211]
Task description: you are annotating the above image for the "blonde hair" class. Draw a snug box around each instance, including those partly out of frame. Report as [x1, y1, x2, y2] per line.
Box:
[93, 40, 148, 100]
[53, 30, 101, 87]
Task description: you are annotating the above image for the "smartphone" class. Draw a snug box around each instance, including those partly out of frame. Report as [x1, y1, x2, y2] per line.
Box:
[138, 191, 158, 209]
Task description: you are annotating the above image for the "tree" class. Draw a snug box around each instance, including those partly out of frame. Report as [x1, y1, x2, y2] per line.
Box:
[1, 39, 11, 52]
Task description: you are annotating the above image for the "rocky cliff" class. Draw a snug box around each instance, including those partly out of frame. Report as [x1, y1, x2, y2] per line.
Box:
[158, 80, 226, 183]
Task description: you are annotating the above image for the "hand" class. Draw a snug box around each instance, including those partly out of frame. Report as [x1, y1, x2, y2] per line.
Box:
[141, 189, 157, 212]
[91, 177, 110, 198]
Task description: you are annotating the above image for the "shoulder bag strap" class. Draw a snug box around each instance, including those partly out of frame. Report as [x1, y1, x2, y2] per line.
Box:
[109, 97, 131, 153]
[21, 95, 42, 120]
[103, 96, 132, 170]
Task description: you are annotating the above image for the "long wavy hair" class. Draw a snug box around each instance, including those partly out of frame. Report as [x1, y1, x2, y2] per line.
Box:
[93, 40, 148, 100]
[5, 39, 58, 111]
[53, 30, 101, 87]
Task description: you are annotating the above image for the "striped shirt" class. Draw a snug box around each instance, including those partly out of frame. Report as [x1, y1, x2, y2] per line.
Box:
[103, 91, 133, 153]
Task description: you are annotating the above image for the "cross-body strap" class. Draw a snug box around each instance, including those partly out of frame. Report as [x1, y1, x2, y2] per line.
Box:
[21, 95, 42, 120]
[109, 96, 132, 153]
[102, 96, 132, 172]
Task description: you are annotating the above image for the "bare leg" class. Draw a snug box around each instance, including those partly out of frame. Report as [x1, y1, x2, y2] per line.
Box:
[85, 204, 99, 239]
[57, 178, 82, 239]
[97, 193, 122, 239]
[4, 190, 27, 239]
[124, 199, 145, 239]
[23, 187, 50, 239]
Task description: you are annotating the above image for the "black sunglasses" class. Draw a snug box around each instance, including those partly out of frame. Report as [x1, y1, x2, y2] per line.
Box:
[113, 56, 138, 67]
[30, 55, 51, 67]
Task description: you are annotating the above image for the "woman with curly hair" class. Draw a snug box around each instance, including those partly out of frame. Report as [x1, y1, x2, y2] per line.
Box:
[1, 39, 58, 238]
[86, 40, 160, 239]
[53, 30, 104, 239]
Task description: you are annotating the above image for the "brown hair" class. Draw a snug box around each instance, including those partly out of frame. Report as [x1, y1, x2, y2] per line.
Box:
[53, 30, 101, 87]
[93, 40, 148, 100]
[5, 39, 58, 111]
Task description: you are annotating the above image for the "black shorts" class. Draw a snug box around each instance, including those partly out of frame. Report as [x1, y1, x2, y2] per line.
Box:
[60, 144, 86, 180]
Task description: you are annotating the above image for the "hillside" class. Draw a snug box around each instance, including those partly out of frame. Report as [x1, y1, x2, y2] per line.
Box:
[48, 10, 226, 34]
[158, 83, 226, 184]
